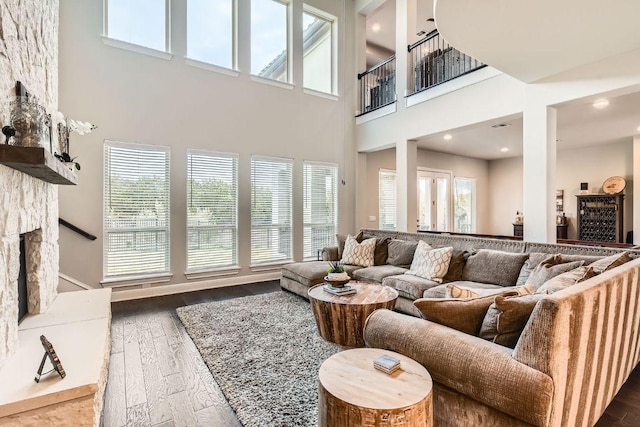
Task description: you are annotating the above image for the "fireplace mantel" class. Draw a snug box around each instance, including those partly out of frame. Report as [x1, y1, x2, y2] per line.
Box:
[0, 145, 77, 185]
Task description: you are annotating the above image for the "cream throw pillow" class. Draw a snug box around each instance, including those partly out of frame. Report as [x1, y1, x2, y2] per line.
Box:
[405, 242, 453, 283]
[341, 235, 376, 267]
[447, 283, 535, 299]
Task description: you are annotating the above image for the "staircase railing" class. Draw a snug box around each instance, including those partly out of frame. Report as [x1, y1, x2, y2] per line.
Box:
[408, 30, 486, 96]
[59, 218, 97, 241]
[356, 55, 396, 116]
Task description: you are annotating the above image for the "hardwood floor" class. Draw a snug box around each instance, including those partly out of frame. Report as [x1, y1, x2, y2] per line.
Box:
[103, 280, 640, 427]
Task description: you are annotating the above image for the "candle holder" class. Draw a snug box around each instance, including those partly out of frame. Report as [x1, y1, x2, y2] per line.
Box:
[10, 97, 46, 148]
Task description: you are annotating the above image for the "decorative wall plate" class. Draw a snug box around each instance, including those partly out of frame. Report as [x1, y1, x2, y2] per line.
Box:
[602, 176, 626, 194]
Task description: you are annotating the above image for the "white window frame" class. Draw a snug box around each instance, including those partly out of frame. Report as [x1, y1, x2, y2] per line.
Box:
[453, 176, 477, 234]
[103, 140, 171, 283]
[186, 149, 239, 275]
[102, 0, 173, 60]
[250, 155, 294, 267]
[303, 161, 338, 261]
[250, 0, 292, 84]
[379, 169, 397, 231]
[302, 4, 338, 96]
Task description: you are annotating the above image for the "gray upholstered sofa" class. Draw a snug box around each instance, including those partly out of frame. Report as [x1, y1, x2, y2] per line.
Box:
[281, 229, 640, 426]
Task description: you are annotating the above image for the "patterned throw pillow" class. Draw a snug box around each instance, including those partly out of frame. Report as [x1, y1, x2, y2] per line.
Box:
[405, 242, 453, 283]
[341, 235, 376, 267]
[446, 283, 534, 299]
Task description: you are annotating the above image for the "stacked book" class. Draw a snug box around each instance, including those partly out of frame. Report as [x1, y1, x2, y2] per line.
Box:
[373, 354, 401, 374]
[323, 284, 356, 296]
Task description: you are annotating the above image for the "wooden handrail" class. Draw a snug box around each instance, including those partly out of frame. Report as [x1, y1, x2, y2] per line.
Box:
[59, 218, 97, 241]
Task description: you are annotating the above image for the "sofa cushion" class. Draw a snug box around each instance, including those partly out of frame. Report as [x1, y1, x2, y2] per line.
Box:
[363, 234, 391, 266]
[382, 274, 441, 300]
[589, 251, 632, 274]
[442, 249, 471, 283]
[515, 253, 560, 287]
[281, 261, 361, 288]
[341, 235, 376, 267]
[536, 266, 595, 294]
[353, 265, 408, 284]
[446, 283, 534, 299]
[336, 231, 363, 259]
[387, 239, 418, 267]
[480, 293, 546, 348]
[406, 243, 453, 283]
[423, 282, 504, 299]
[558, 253, 604, 265]
[528, 260, 584, 290]
[462, 249, 529, 287]
[413, 291, 520, 335]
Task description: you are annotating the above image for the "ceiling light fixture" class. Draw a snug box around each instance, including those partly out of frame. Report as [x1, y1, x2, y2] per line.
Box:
[636, 126, 640, 132]
[500, 147, 509, 153]
[371, 23, 381, 33]
[443, 134, 453, 141]
[592, 99, 610, 109]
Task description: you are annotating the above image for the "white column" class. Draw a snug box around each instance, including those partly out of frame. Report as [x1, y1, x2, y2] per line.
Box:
[633, 136, 640, 245]
[355, 152, 368, 231]
[523, 102, 557, 243]
[395, 0, 409, 110]
[396, 140, 418, 232]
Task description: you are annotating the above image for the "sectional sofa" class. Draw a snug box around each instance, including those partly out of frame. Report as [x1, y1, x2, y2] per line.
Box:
[280, 229, 640, 426]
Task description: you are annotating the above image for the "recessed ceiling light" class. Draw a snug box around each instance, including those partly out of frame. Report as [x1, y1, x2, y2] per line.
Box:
[443, 134, 453, 141]
[371, 23, 381, 33]
[500, 147, 509, 153]
[636, 126, 640, 132]
[593, 99, 610, 109]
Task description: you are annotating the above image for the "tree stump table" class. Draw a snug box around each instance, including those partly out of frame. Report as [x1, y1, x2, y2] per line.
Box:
[308, 282, 398, 347]
[318, 348, 433, 427]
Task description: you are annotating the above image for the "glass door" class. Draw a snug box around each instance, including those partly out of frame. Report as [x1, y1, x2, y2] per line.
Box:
[417, 170, 451, 232]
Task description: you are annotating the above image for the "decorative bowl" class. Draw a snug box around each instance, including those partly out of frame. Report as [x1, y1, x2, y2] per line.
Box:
[324, 276, 350, 288]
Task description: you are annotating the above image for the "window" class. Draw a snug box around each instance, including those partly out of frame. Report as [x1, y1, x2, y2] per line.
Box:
[104, 141, 171, 278]
[379, 170, 396, 231]
[303, 162, 338, 260]
[187, 150, 238, 272]
[454, 177, 476, 233]
[251, 156, 293, 265]
[303, 7, 336, 94]
[105, 0, 169, 52]
[251, 0, 289, 81]
[187, 0, 235, 69]
[418, 170, 451, 232]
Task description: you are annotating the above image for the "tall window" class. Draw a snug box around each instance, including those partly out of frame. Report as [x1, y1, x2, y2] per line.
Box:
[187, 0, 234, 68]
[105, 0, 169, 52]
[454, 177, 476, 233]
[187, 151, 238, 272]
[104, 141, 171, 278]
[379, 170, 396, 231]
[303, 162, 338, 260]
[251, 0, 289, 81]
[251, 156, 293, 265]
[303, 7, 336, 94]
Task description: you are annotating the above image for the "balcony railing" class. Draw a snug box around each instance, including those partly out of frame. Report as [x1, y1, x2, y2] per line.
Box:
[356, 55, 396, 116]
[408, 30, 486, 96]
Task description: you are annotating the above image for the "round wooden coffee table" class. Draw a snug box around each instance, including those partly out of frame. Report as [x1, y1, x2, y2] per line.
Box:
[318, 348, 433, 426]
[308, 282, 398, 347]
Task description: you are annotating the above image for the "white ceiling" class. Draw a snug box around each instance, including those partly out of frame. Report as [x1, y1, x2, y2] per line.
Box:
[415, 91, 640, 160]
[434, 0, 640, 83]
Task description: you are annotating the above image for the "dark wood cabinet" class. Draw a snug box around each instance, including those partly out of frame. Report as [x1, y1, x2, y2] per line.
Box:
[576, 194, 624, 243]
[513, 223, 568, 239]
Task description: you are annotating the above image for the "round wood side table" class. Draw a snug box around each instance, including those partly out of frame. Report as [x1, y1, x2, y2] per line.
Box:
[318, 348, 433, 427]
[308, 282, 398, 347]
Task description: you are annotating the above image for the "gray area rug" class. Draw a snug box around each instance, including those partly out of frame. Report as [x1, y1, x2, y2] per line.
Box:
[176, 291, 343, 427]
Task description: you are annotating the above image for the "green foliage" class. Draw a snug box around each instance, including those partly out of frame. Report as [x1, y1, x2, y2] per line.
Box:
[188, 178, 235, 225]
[327, 260, 345, 273]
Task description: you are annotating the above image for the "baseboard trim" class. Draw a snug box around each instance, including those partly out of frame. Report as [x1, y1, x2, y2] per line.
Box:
[110, 272, 282, 302]
[59, 273, 93, 290]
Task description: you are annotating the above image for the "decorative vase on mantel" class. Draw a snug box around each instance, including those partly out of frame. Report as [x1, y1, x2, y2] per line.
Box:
[10, 97, 46, 148]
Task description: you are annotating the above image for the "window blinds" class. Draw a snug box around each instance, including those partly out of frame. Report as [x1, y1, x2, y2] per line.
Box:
[187, 150, 239, 272]
[251, 155, 293, 265]
[379, 169, 397, 231]
[303, 161, 338, 260]
[104, 141, 171, 278]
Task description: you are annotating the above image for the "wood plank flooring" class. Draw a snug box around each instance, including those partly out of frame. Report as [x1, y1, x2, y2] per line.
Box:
[102, 280, 640, 427]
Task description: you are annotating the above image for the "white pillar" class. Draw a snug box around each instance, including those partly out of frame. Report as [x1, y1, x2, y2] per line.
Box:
[633, 136, 640, 245]
[396, 140, 418, 232]
[523, 102, 557, 243]
[395, 0, 409, 110]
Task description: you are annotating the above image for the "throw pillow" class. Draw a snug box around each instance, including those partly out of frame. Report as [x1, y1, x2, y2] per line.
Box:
[588, 251, 632, 274]
[341, 235, 376, 267]
[387, 239, 419, 267]
[527, 260, 585, 290]
[446, 283, 534, 299]
[405, 242, 453, 283]
[536, 266, 596, 294]
[515, 253, 561, 287]
[442, 249, 471, 283]
[462, 249, 529, 287]
[336, 231, 363, 259]
[363, 234, 391, 266]
[414, 291, 519, 336]
[479, 293, 546, 348]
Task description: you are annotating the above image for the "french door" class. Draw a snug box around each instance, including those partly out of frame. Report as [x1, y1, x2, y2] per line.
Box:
[417, 170, 451, 232]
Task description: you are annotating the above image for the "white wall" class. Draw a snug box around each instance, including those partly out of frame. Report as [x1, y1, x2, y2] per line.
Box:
[361, 147, 490, 232]
[488, 141, 633, 240]
[58, 0, 355, 292]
